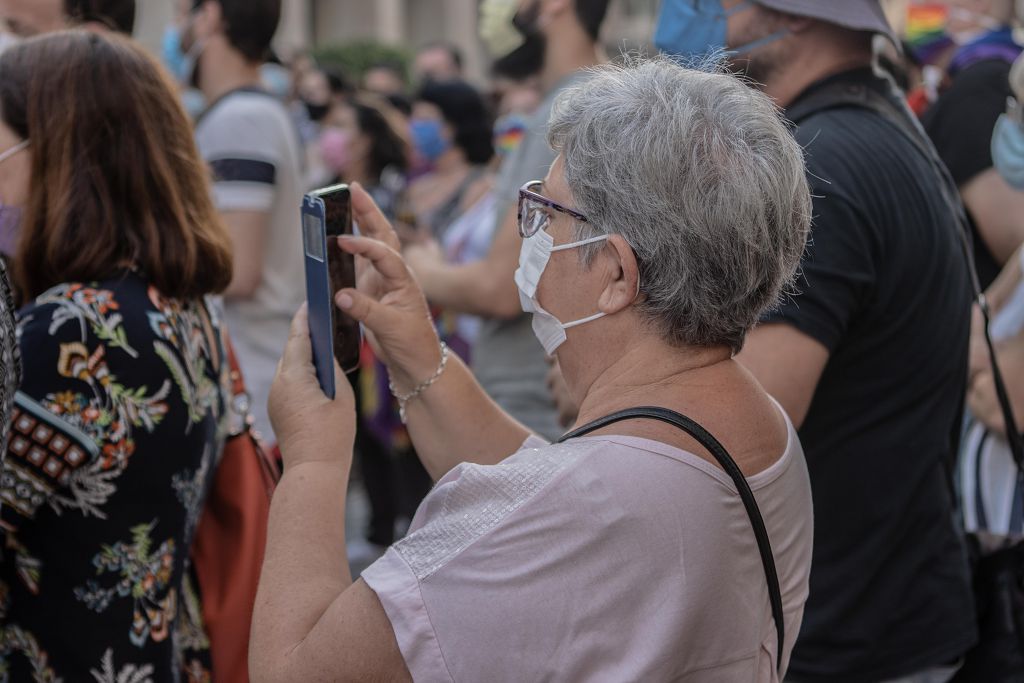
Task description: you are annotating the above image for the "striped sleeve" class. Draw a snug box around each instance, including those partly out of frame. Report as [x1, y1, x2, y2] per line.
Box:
[196, 103, 283, 213]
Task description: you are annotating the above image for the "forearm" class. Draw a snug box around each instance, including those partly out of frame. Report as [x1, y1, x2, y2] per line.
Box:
[251, 460, 351, 676]
[997, 332, 1024, 417]
[417, 259, 521, 319]
[402, 352, 532, 480]
[986, 244, 1024, 313]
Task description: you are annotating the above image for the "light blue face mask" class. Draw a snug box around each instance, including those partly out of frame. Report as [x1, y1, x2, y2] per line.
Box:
[654, 0, 789, 60]
[993, 105, 1024, 190]
[162, 25, 188, 83]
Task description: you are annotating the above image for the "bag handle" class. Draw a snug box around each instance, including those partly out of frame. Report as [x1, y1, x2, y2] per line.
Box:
[558, 406, 786, 674]
[787, 79, 1024, 472]
[223, 333, 281, 494]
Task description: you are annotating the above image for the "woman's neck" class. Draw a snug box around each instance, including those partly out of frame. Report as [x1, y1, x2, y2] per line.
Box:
[572, 338, 734, 427]
[345, 156, 375, 188]
[433, 148, 469, 176]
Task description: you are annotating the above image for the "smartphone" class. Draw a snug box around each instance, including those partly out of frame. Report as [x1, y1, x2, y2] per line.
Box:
[302, 184, 361, 398]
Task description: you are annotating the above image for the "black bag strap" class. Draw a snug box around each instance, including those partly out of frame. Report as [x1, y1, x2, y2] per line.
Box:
[557, 406, 786, 673]
[787, 79, 1024, 472]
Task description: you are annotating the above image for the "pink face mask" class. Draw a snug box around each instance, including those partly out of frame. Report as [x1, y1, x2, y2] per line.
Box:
[0, 140, 29, 258]
[319, 127, 352, 175]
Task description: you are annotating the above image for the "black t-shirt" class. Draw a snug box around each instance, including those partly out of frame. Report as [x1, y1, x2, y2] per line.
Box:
[923, 59, 1013, 288]
[767, 69, 977, 682]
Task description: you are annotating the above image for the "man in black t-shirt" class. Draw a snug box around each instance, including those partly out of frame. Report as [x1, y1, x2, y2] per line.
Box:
[923, 1, 1024, 289]
[657, 1, 977, 681]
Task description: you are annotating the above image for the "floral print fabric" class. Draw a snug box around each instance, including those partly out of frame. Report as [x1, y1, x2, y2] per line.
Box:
[0, 272, 230, 681]
[0, 259, 18, 454]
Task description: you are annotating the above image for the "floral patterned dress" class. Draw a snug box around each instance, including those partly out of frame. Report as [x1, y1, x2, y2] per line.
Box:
[0, 258, 18, 455]
[0, 271, 230, 682]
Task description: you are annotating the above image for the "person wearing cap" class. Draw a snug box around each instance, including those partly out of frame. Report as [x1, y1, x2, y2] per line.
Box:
[655, 2, 976, 681]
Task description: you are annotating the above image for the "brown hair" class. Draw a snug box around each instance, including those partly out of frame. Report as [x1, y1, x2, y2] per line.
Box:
[1, 31, 233, 300]
[347, 94, 411, 179]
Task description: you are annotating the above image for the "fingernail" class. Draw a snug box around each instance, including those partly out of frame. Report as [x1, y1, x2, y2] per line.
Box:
[337, 293, 354, 309]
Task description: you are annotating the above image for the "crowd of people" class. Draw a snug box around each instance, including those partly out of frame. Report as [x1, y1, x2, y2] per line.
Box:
[0, 0, 1023, 680]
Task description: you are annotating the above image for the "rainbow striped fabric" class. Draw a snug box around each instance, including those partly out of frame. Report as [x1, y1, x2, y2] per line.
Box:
[906, 2, 953, 63]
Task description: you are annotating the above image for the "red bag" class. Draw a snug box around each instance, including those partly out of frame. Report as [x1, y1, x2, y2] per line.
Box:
[191, 339, 279, 682]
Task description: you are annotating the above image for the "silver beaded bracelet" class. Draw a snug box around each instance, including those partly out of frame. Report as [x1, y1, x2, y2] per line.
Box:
[389, 342, 450, 424]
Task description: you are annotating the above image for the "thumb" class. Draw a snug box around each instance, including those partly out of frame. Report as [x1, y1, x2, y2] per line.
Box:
[281, 303, 313, 369]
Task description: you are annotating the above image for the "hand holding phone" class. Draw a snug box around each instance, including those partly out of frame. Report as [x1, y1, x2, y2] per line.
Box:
[302, 184, 361, 398]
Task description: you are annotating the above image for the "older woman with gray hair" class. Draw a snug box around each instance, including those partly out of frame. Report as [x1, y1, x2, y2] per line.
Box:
[251, 58, 814, 682]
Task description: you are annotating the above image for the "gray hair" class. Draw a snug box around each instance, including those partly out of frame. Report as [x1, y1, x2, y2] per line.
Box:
[547, 57, 811, 352]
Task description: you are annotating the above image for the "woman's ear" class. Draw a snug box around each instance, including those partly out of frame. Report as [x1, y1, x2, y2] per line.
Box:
[194, 0, 223, 37]
[597, 234, 640, 316]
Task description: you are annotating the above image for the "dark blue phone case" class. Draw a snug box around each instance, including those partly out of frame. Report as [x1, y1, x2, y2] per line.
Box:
[302, 195, 336, 399]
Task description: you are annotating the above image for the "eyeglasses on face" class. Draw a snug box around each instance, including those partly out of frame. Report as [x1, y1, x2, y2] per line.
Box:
[517, 180, 589, 238]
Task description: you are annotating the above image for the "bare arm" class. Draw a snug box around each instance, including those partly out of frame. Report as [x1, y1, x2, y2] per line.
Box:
[251, 310, 410, 682]
[985, 243, 1024, 314]
[251, 464, 410, 682]
[221, 210, 269, 299]
[969, 326, 1024, 434]
[961, 168, 1024, 267]
[737, 323, 830, 429]
[407, 203, 523, 319]
[406, 352, 533, 478]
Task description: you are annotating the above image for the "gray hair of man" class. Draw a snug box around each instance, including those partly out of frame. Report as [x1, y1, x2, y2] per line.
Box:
[547, 56, 811, 353]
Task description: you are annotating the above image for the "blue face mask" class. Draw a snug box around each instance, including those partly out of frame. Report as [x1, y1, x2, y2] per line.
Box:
[162, 25, 188, 82]
[410, 119, 451, 163]
[654, 0, 788, 60]
[993, 111, 1024, 190]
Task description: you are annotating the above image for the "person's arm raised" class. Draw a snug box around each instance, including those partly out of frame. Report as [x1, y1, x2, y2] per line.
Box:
[405, 202, 524, 319]
[338, 183, 533, 480]
[251, 306, 410, 682]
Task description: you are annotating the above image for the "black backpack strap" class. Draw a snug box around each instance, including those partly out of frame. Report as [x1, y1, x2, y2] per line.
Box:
[558, 406, 786, 673]
[787, 80, 1024, 472]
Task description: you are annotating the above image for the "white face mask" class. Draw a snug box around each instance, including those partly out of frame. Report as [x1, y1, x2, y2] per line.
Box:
[514, 227, 609, 355]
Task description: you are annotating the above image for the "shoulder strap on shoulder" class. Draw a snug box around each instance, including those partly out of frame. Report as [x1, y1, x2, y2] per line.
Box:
[195, 86, 279, 128]
[559, 406, 787, 673]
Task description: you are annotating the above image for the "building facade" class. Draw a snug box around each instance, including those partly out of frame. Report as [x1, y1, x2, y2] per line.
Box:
[135, 0, 659, 82]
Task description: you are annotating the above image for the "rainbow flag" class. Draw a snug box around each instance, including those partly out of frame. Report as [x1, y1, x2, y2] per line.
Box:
[906, 2, 952, 62]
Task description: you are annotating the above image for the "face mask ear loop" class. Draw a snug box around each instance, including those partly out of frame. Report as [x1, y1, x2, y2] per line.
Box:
[562, 239, 643, 330]
[560, 311, 606, 330]
[728, 28, 791, 57]
[549, 233, 609, 252]
[724, 0, 756, 18]
[0, 140, 29, 165]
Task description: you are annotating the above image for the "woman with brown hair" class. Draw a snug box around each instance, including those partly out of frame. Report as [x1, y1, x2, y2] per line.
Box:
[0, 31, 233, 680]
